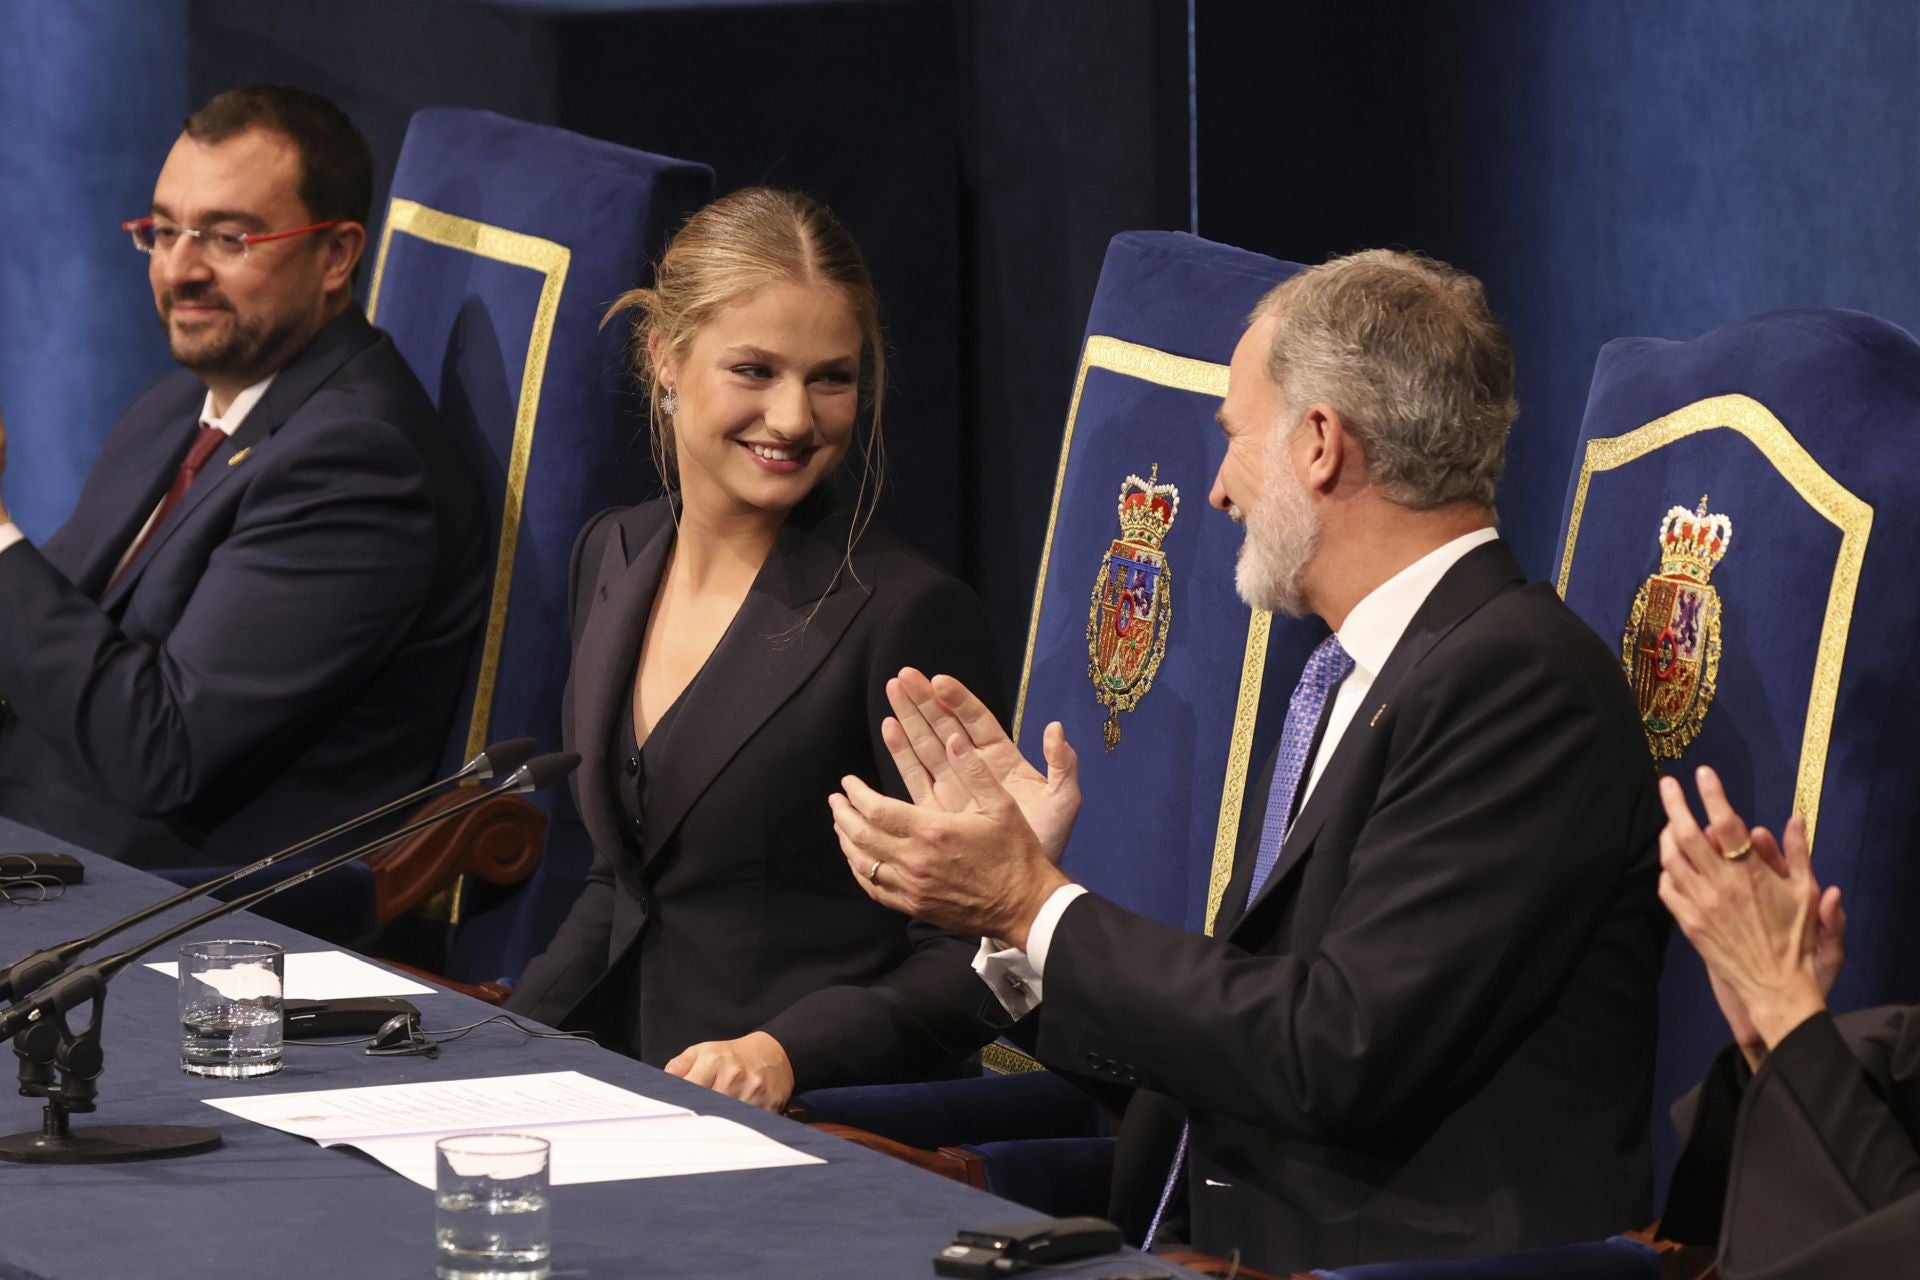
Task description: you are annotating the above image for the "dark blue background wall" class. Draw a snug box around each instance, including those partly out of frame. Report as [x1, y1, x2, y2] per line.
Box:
[1197, 0, 1920, 577]
[0, 0, 1189, 680]
[1, 0, 1913, 655]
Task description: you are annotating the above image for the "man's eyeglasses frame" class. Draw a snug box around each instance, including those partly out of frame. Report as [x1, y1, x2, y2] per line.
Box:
[121, 216, 342, 265]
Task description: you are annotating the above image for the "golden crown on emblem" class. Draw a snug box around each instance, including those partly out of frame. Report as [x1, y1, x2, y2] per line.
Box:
[1657, 495, 1733, 584]
[1117, 463, 1180, 548]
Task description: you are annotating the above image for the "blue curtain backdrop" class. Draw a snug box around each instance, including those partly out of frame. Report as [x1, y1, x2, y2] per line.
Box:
[0, 0, 1191, 681]
[0, 1, 190, 540]
[1196, 0, 1920, 577]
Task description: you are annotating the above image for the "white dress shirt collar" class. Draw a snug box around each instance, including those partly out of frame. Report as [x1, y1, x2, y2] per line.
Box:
[1334, 526, 1502, 681]
[200, 373, 278, 438]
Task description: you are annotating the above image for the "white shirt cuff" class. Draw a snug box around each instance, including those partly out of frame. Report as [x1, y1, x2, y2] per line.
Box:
[971, 883, 1088, 1018]
[0, 522, 23, 557]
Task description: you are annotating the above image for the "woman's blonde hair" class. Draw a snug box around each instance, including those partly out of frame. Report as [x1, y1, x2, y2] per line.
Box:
[605, 187, 887, 547]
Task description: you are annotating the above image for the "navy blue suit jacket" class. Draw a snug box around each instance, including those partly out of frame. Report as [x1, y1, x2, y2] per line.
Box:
[1032, 541, 1665, 1272]
[0, 309, 485, 870]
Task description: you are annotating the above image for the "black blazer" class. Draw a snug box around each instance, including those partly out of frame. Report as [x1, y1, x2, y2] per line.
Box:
[1032, 541, 1666, 1272]
[0, 310, 485, 869]
[508, 497, 1005, 1091]
[1664, 1006, 1920, 1279]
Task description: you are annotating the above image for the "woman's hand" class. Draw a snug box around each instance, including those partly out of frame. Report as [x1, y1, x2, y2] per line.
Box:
[1657, 766, 1844, 1069]
[664, 1031, 795, 1112]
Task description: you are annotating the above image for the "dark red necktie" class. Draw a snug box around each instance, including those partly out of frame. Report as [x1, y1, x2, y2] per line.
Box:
[103, 423, 226, 598]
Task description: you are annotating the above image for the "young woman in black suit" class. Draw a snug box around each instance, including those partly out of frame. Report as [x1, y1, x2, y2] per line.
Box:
[506, 188, 1003, 1111]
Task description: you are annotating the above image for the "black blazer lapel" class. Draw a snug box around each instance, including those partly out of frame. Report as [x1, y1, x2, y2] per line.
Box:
[637, 509, 871, 864]
[570, 512, 669, 871]
[1235, 539, 1527, 927]
[98, 310, 381, 610]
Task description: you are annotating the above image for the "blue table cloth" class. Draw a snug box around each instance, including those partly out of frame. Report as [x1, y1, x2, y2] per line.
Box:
[0, 819, 1190, 1280]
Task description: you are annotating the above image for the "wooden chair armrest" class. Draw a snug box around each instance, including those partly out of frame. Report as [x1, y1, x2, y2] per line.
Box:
[807, 1121, 990, 1191]
[382, 960, 513, 1006]
[365, 790, 548, 922]
[1620, 1225, 1719, 1280]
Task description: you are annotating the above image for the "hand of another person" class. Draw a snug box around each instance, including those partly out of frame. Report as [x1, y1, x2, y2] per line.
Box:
[663, 1031, 795, 1112]
[881, 667, 1081, 862]
[832, 728, 1072, 949]
[1658, 766, 1842, 1067]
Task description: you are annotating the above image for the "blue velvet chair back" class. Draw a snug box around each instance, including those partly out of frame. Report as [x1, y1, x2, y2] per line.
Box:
[797, 233, 1316, 1226]
[1551, 307, 1920, 1193]
[367, 108, 712, 980]
[1014, 231, 1312, 939]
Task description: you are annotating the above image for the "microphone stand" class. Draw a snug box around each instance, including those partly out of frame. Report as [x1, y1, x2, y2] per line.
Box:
[0, 752, 577, 1165]
[0, 738, 536, 1006]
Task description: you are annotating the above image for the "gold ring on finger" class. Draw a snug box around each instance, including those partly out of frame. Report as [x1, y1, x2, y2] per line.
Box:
[1722, 838, 1753, 862]
[867, 859, 884, 883]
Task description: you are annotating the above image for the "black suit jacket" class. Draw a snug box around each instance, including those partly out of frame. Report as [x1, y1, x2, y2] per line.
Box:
[1664, 1006, 1920, 1279]
[0, 310, 485, 869]
[1032, 540, 1665, 1272]
[508, 497, 1004, 1091]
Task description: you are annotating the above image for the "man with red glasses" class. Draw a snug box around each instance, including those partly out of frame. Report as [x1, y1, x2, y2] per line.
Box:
[0, 85, 483, 903]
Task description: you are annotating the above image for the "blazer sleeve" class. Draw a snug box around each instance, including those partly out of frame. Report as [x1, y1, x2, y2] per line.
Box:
[758, 567, 1009, 1091]
[0, 412, 441, 816]
[1032, 614, 1661, 1141]
[504, 508, 625, 1023]
[1702, 1008, 1920, 1279]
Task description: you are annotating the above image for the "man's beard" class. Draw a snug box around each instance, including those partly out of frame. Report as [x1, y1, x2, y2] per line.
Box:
[160, 286, 283, 380]
[1234, 450, 1319, 618]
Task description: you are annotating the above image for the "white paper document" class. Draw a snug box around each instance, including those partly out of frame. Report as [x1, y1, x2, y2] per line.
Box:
[203, 1070, 824, 1187]
[145, 949, 435, 999]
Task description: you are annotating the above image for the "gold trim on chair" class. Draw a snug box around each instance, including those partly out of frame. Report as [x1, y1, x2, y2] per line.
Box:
[1014, 334, 1265, 941]
[992, 334, 1261, 1075]
[367, 197, 573, 918]
[1556, 393, 1872, 846]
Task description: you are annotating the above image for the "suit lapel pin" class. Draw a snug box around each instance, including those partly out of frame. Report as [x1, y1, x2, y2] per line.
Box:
[1369, 704, 1386, 727]
[227, 446, 252, 467]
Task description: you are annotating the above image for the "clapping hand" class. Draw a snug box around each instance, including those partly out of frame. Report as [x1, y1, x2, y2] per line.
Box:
[879, 667, 1081, 861]
[831, 669, 1078, 948]
[1658, 765, 1845, 1068]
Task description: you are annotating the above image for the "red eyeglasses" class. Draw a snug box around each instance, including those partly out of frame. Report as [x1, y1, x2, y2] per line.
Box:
[121, 216, 341, 264]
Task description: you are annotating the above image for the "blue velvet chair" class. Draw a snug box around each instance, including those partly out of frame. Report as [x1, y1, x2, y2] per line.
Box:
[356, 109, 712, 980]
[1299, 309, 1920, 1279]
[796, 230, 1315, 1226]
[1553, 307, 1920, 1196]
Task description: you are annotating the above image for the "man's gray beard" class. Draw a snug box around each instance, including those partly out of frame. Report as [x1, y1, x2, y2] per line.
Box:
[1234, 464, 1318, 618]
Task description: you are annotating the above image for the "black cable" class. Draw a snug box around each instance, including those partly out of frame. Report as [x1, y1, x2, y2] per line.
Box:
[0, 855, 66, 906]
[286, 1011, 599, 1053]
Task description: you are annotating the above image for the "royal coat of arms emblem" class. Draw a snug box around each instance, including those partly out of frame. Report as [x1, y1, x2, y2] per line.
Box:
[1623, 496, 1732, 759]
[1088, 465, 1178, 750]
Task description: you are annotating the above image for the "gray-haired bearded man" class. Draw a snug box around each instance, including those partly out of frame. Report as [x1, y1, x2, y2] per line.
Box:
[832, 249, 1665, 1274]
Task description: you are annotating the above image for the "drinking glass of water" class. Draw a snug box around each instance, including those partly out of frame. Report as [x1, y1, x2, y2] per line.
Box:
[435, 1133, 552, 1280]
[177, 939, 283, 1078]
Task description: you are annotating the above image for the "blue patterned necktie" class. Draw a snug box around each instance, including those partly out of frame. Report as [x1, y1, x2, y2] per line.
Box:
[1245, 633, 1354, 909]
[1145, 634, 1355, 1251]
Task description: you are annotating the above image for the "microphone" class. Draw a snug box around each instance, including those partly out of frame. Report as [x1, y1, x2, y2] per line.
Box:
[0, 752, 579, 1045]
[0, 738, 539, 1005]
